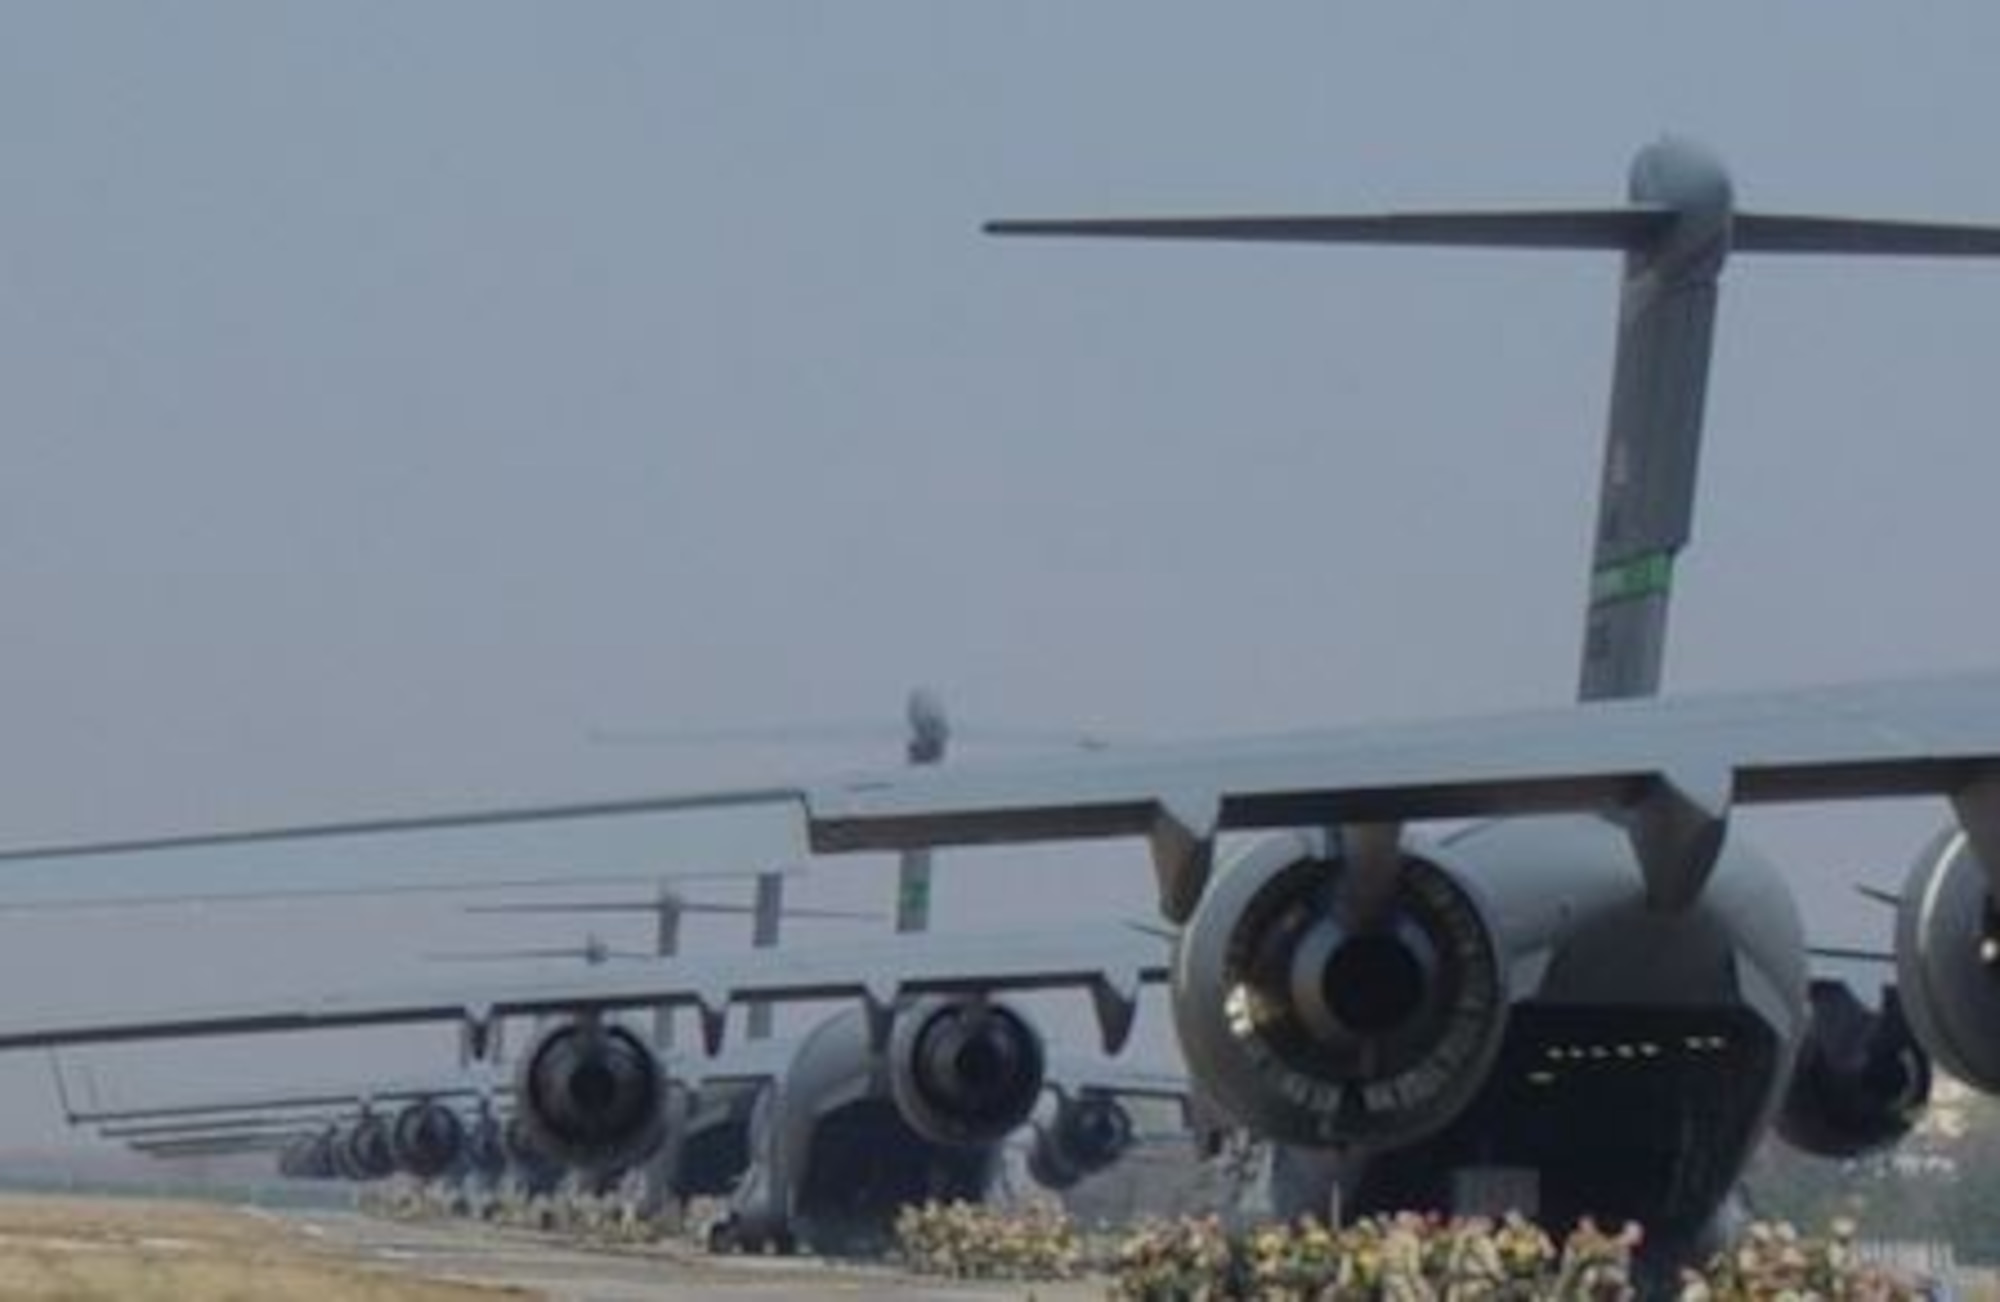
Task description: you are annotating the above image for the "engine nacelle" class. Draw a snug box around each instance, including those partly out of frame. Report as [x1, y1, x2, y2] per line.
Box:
[1174, 830, 1508, 1150]
[336, 1114, 396, 1181]
[1777, 980, 1930, 1158]
[464, 1108, 507, 1179]
[503, 1114, 566, 1194]
[392, 1099, 466, 1179]
[1897, 828, 2000, 1092]
[889, 997, 1046, 1147]
[1028, 1093, 1134, 1190]
[278, 1132, 332, 1180]
[513, 1020, 668, 1172]
[302, 1128, 339, 1179]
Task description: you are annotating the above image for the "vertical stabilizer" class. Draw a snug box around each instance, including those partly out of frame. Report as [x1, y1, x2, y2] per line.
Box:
[987, 137, 2000, 706]
[1577, 140, 1733, 702]
[653, 882, 684, 1051]
[746, 871, 782, 1040]
[897, 688, 948, 934]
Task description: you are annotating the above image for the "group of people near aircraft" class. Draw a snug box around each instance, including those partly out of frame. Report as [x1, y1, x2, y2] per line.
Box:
[2, 139, 2000, 1277]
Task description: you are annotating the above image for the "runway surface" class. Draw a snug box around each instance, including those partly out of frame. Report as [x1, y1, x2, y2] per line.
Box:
[0, 1193, 1102, 1300]
[281, 1206, 1105, 1302]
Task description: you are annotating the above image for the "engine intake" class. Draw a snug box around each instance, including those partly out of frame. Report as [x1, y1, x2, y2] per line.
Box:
[392, 1099, 466, 1179]
[889, 998, 1046, 1147]
[1897, 827, 2000, 1092]
[1777, 980, 1929, 1158]
[336, 1114, 396, 1181]
[279, 1131, 335, 1180]
[1173, 830, 1507, 1150]
[514, 1020, 668, 1171]
[1028, 1093, 1134, 1190]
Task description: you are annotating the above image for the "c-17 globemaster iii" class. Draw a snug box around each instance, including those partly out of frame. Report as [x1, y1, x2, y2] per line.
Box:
[6, 139, 2000, 1267]
[25, 722, 1175, 1254]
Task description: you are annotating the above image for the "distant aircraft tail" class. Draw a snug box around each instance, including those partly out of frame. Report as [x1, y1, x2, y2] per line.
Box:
[989, 138, 2000, 703]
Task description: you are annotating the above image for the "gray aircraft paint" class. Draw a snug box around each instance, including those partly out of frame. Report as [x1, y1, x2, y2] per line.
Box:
[1, 138, 1999, 1249]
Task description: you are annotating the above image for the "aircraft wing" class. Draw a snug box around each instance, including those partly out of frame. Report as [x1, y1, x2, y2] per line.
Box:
[795, 669, 2000, 917]
[1047, 1056, 1189, 1103]
[61, 1074, 510, 1125]
[2, 670, 1998, 914]
[801, 670, 2000, 842]
[0, 922, 1170, 1057]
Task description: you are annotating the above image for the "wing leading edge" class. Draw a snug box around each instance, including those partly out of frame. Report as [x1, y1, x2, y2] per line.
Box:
[0, 671, 1997, 916]
[0, 922, 1170, 1058]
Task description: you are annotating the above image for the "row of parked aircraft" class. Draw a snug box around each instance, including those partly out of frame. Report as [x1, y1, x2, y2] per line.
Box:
[2, 138, 2000, 1272]
[35, 726, 1185, 1254]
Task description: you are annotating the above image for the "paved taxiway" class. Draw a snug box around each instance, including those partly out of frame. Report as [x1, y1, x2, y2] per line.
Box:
[283, 1207, 1105, 1302]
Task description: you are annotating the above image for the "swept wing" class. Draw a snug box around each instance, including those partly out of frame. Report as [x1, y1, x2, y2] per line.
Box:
[0, 670, 1998, 921]
[0, 921, 1169, 1056]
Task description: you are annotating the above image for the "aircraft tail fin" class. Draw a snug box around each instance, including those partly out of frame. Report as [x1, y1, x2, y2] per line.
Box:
[993, 159, 2000, 708]
[745, 871, 782, 1040]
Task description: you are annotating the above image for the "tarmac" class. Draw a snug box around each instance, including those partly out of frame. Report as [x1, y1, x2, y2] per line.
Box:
[278, 1205, 1106, 1302]
[0, 1192, 1105, 1301]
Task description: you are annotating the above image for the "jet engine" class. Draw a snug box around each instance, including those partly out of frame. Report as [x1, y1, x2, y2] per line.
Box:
[335, 1114, 396, 1181]
[1174, 830, 1508, 1150]
[503, 1114, 566, 1195]
[1896, 828, 2000, 1092]
[279, 1131, 336, 1180]
[464, 1107, 507, 1180]
[1027, 1093, 1134, 1190]
[1777, 980, 1929, 1158]
[513, 1019, 668, 1171]
[391, 1099, 466, 1179]
[889, 997, 1046, 1147]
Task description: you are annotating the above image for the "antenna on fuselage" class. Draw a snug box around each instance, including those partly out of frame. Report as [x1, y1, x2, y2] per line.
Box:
[987, 137, 2000, 705]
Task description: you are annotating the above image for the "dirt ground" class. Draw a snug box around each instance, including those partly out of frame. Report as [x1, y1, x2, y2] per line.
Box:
[0, 1194, 528, 1302]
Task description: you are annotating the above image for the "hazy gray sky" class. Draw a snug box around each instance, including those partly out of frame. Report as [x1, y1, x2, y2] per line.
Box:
[0, 3, 1997, 1144]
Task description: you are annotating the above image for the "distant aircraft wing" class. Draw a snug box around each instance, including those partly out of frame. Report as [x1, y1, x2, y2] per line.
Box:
[2, 670, 2000, 915]
[63, 1075, 510, 1125]
[1046, 1053, 1189, 1105]
[0, 922, 1170, 1058]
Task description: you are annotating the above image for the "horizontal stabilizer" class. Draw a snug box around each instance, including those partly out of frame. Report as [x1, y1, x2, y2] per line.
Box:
[986, 209, 1669, 250]
[989, 209, 2000, 260]
[1734, 212, 2000, 257]
[992, 210, 1664, 251]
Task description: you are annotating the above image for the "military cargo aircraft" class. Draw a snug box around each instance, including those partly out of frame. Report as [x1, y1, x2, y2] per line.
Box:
[1, 140, 2000, 1261]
